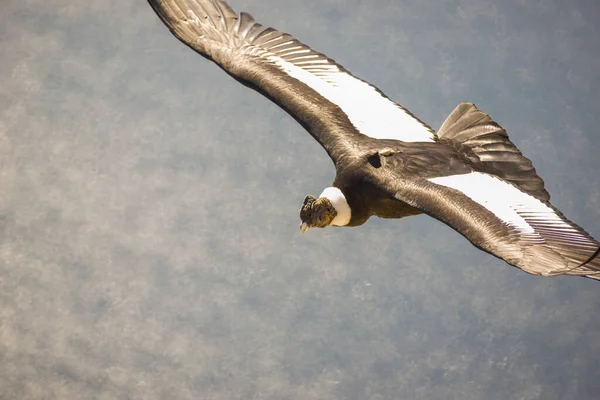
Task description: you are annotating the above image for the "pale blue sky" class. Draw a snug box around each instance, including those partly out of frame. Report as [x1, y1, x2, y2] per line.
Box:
[1, 0, 599, 399]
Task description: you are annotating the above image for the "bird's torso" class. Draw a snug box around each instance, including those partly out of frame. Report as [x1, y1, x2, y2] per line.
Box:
[332, 138, 474, 226]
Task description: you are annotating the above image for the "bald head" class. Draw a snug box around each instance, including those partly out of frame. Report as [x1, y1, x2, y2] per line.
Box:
[299, 194, 338, 233]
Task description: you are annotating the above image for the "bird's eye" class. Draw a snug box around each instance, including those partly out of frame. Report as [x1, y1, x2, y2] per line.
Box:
[303, 195, 316, 206]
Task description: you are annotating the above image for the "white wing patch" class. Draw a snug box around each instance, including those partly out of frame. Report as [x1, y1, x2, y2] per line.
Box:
[263, 54, 435, 143]
[429, 172, 578, 237]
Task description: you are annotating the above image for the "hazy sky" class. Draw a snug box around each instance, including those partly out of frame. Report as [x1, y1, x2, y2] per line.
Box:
[1, 0, 600, 399]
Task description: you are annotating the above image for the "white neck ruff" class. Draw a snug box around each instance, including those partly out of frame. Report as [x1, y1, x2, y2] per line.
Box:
[319, 187, 351, 226]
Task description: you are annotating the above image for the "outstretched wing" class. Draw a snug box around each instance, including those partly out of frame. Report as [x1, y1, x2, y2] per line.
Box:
[378, 107, 600, 279]
[147, 0, 435, 162]
[395, 172, 600, 279]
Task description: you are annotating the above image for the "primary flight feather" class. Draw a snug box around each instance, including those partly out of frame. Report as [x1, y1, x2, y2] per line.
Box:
[147, 0, 600, 280]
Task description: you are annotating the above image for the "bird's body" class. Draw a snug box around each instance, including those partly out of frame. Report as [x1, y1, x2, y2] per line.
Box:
[148, 0, 599, 280]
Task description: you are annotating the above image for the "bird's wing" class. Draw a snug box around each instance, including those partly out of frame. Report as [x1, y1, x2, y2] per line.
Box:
[372, 110, 600, 280]
[390, 171, 599, 279]
[147, 0, 436, 162]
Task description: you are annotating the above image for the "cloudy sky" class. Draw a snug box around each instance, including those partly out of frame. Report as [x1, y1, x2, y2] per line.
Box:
[1, 0, 599, 399]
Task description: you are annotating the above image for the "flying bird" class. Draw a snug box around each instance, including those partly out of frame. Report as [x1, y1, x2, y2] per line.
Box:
[147, 0, 599, 280]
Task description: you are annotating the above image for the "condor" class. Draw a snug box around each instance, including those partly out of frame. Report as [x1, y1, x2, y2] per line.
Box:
[148, 0, 599, 280]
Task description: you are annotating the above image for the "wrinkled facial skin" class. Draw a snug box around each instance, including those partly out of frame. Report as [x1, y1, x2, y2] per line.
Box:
[299, 195, 338, 233]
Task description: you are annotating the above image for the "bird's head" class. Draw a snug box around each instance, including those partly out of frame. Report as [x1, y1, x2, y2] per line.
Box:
[299, 194, 338, 233]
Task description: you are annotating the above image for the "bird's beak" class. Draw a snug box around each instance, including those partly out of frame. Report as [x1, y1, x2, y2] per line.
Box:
[300, 222, 310, 234]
